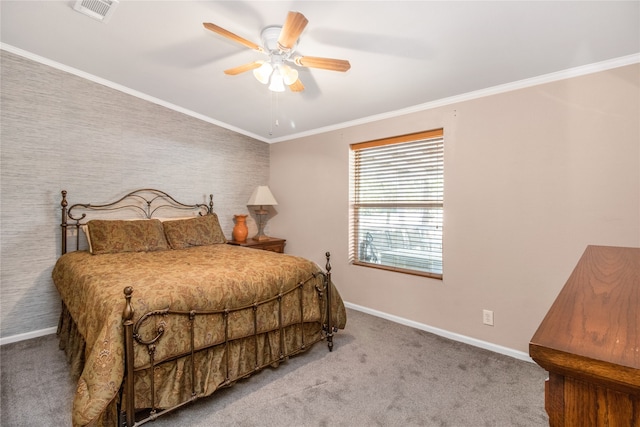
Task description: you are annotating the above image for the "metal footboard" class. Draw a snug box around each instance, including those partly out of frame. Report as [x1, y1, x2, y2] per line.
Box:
[120, 253, 334, 427]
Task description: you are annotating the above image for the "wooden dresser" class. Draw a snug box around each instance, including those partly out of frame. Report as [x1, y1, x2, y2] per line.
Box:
[529, 245, 640, 426]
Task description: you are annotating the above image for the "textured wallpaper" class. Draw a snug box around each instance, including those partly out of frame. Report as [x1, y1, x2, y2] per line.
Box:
[0, 50, 269, 339]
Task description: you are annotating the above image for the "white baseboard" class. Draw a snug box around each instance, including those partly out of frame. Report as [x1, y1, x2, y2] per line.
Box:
[344, 302, 534, 363]
[3, 304, 534, 363]
[0, 326, 57, 346]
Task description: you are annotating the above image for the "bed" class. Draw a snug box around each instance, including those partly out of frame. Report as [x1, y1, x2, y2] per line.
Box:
[52, 189, 346, 427]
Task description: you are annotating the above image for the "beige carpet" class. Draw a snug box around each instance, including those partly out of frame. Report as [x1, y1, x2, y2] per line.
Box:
[1, 308, 548, 426]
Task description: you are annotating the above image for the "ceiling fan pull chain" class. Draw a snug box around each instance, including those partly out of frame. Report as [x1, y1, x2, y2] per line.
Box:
[269, 91, 273, 136]
[268, 91, 280, 135]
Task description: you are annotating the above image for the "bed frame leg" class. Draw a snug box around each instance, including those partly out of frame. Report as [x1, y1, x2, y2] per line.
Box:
[325, 252, 334, 352]
[122, 287, 136, 427]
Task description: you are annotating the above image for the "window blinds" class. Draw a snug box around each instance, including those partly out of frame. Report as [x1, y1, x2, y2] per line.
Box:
[350, 129, 444, 278]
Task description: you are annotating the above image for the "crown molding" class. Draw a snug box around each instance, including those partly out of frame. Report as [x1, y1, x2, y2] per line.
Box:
[0, 43, 271, 143]
[268, 53, 640, 143]
[3, 43, 638, 145]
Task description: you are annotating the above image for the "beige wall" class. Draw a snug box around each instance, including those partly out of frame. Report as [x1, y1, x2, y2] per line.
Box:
[0, 50, 269, 340]
[269, 63, 640, 355]
[2, 46, 637, 356]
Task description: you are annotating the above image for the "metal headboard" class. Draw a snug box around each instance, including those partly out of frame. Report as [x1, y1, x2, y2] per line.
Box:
[60, 189, 213, 254]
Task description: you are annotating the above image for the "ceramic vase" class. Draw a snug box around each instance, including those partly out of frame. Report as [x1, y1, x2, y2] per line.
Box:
[232, 214, 248, 242]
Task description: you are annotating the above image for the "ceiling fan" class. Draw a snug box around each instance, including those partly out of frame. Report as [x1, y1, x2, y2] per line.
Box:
[203, 11, 351, 93]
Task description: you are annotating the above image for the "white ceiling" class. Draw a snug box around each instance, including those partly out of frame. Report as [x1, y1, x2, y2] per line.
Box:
[1, 1, 639, 143]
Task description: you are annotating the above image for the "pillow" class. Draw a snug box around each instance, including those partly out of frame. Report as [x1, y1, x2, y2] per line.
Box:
[86, 219, 170, 254]
[81, 217, 192, 253]
[80, 224, 93, 253]
[162, 214, 227, 249]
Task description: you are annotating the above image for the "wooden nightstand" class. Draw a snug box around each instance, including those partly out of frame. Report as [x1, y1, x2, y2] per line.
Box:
[227, 237, 286, 253]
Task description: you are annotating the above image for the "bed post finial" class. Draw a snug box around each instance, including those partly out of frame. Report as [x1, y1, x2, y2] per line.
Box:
[123, 286, 134, 322]
[208, 194, 214, 214]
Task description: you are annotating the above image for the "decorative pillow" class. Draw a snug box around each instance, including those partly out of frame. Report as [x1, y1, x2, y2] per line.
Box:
[86, 219, 170, 254]
[162, 214, 227, 249]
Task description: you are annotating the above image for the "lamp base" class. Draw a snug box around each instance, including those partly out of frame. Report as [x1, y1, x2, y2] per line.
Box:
[253, 207, 271, 242]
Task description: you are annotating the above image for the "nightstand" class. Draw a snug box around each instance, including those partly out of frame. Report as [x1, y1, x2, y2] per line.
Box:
[227, 237, 286, 253]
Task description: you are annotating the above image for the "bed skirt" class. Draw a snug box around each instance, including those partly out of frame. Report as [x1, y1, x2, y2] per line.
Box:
[57, 300, 330, 426]
[58, 303, 120, 426]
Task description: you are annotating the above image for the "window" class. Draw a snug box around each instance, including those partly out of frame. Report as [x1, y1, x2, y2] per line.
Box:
[350, 129, 444, 279]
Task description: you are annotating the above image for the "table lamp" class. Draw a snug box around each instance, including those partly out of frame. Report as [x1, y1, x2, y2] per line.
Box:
[247, 186, 278, 241]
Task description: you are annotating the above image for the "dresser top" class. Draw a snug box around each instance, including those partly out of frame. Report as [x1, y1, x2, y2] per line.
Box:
[530, 245, 639, 387]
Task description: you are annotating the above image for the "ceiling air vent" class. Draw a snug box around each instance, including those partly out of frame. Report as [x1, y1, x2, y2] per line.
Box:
[73, 0, 119, 23]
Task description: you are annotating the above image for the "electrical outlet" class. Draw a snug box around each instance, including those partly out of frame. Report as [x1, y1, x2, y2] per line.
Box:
[483, 309, 494, 326]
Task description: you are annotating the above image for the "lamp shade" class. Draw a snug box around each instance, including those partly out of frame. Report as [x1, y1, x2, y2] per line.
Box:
[247, 186, 278, 206]
[281, 64, 299, 85]
[267, 69, 286, 93]
[253, 62, 273, 85]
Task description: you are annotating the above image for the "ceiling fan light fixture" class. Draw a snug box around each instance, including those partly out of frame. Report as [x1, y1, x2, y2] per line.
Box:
[268, 69, 286, 92]
[281, 65, 299, 85]
[253, 62, 273, 84]
[204, 11, 351, 95]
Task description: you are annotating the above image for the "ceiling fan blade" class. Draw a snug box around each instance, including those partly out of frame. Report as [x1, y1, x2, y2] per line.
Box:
[203, 22, 263, 53]
[294, 56, 351, 72]
[288, 79, 305, 92]
[224, 61, 263, 75]
[277, 11, 308, 51]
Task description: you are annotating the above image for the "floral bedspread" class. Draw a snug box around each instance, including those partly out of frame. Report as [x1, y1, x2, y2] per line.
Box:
[52, 244, 346, 426]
